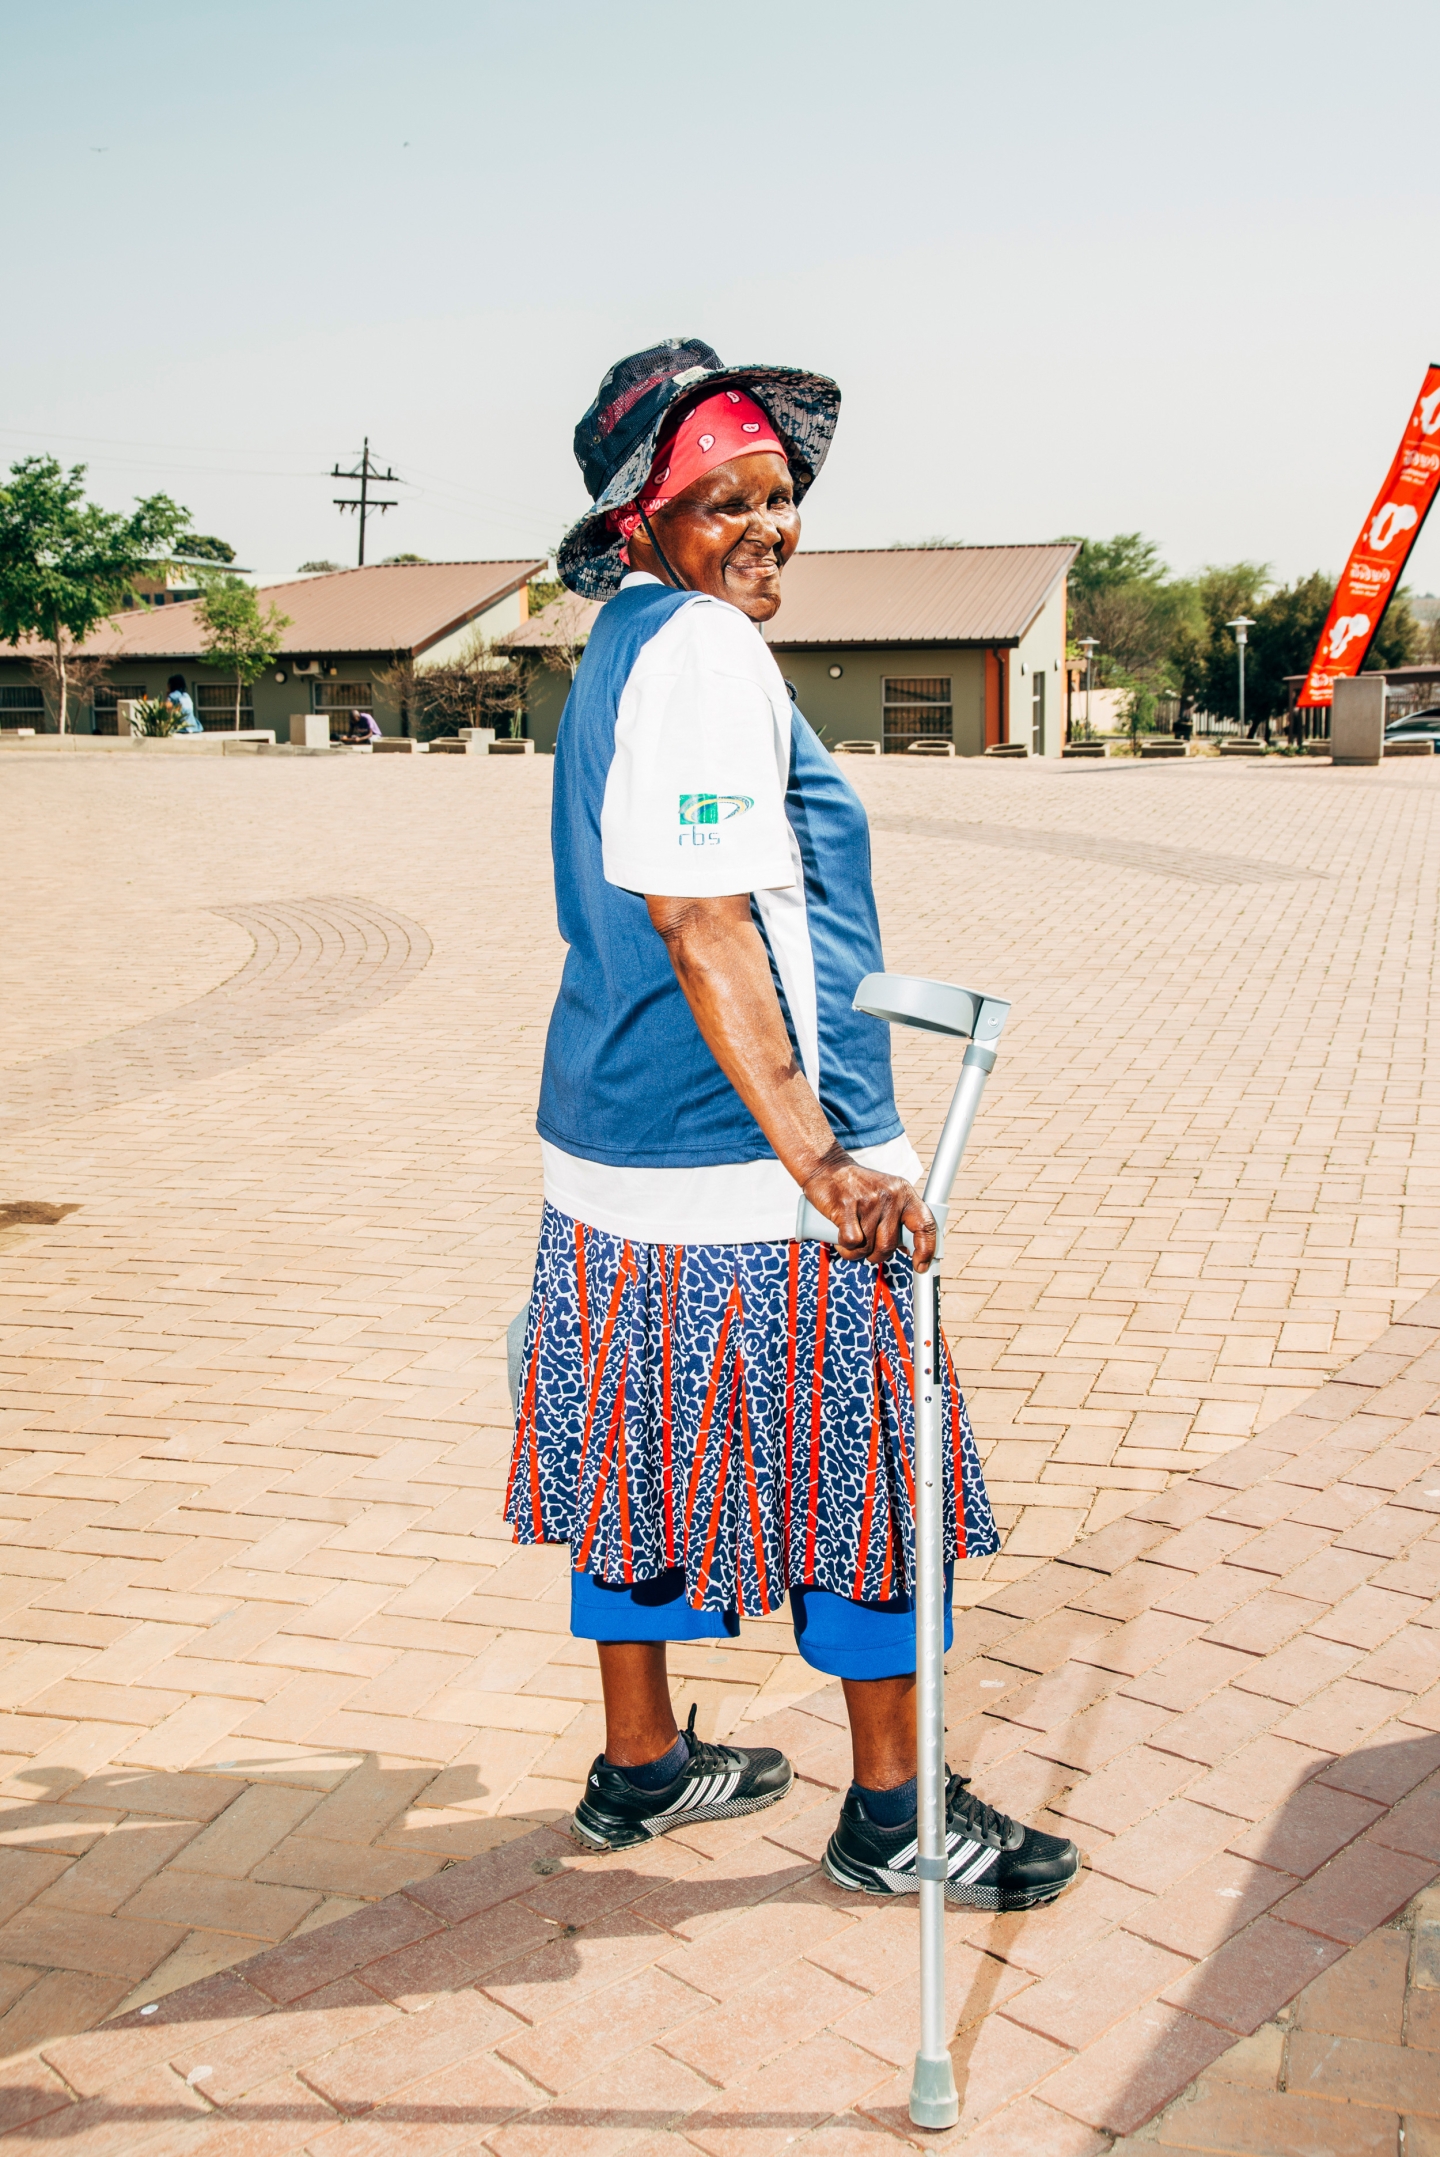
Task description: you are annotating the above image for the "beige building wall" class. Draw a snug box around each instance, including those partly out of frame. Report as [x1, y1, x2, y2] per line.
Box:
[520, 575, 1069, 760]
[1011, 580, 1068, 757]
[777, 648, 989, 754]
[416, 586, 531, 669]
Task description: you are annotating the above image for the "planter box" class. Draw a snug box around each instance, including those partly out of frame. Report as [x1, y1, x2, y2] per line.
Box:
[984, 743, 1028, 758]
[1140, 739, 1186, 758]
[1063, 743, 1106, 758]
[1220, 740, 1268, 756]
[1384, 739, 1435, 757]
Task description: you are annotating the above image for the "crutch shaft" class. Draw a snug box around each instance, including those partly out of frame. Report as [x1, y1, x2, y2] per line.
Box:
[789, 972, 1008, 2133]
[924, 1044, 995, 1223]
[910, 1259, 955, 2116]
[906, 1058, 994, 2132]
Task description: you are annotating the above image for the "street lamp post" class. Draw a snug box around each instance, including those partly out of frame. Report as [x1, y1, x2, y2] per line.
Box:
[1227, 617, 1257, 741]
[1079, 637, 1099, 742]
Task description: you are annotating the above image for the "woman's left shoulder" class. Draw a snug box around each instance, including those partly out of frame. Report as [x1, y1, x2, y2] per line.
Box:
[684, 598, 787, 685]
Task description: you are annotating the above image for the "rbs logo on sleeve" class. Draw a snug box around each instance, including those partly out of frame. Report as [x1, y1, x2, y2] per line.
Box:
[678, 793, 753, 847]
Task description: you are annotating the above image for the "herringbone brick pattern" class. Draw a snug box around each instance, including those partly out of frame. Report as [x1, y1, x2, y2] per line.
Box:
[0, 748, 1438, 2106]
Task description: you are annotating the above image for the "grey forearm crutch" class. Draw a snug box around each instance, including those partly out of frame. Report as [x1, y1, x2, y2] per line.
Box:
[796, 972, 1009, 2133]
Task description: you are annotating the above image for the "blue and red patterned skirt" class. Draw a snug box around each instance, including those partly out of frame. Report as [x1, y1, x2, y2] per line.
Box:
[505, 1203, 998, 1616]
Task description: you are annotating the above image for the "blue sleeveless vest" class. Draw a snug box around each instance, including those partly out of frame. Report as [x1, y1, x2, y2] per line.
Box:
[537, 580, 902, 1171]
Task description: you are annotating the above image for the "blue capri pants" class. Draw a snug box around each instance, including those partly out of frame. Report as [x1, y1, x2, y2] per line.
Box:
[571, 1562, 954, 1682]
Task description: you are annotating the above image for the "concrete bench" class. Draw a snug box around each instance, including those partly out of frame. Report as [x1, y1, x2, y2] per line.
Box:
[488, 738, 535, 755]
[145, 730, 277, 751]
[371, 738, 428, 753]
[834, 741, 881, 755]
[1384, 739, 1435, 757]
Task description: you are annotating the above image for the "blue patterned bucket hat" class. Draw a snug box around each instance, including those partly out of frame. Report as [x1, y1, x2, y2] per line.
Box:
[558, 337, 841, 599]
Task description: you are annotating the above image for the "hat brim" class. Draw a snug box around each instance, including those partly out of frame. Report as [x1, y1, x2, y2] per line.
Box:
[557, 364, 840, 601]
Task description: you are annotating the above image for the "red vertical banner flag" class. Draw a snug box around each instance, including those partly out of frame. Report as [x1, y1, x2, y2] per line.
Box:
[1298, 363, 1440, 707]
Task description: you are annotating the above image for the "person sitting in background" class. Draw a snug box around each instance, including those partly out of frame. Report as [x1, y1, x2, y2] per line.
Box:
[341, 709, 382, 742]
[165, 675, 202, 733]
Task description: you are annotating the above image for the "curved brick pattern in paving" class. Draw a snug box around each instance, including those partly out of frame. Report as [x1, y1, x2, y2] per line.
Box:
[1, 752, 1440, 2097]
[0, 898, 431, 1131]
[0, 1297, 1437, 2152]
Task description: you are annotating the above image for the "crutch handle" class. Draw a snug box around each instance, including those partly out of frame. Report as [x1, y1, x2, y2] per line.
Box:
[793, 974, 1007, 1267]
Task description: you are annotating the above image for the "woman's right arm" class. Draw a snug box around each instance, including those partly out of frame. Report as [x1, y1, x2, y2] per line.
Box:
[646, 891, 934, 1269]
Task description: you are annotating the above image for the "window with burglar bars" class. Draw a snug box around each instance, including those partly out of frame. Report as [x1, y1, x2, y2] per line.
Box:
[312, 681, 374, 711]
[197, 682, 255, 727]
[0, 686, 45, 729]
[882, 676, 952, 752]
[90, 686, 147, 736]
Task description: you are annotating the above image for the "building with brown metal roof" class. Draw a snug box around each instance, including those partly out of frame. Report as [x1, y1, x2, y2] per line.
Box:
[0, 559, 544, 739]
[508, 543, 1076, 755]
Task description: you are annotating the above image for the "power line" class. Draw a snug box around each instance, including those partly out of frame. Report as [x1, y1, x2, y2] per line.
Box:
[331, 438, 401, 566]
[0, 424, 576, 532]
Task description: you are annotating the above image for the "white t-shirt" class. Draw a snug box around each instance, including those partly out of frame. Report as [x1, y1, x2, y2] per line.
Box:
[542, 575, 921, 1243]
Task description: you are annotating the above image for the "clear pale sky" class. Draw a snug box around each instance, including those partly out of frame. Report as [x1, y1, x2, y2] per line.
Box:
[6, 0, 1440, 592]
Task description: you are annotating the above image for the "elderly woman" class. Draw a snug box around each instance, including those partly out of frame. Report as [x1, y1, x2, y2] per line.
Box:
[506, 340, 1076, 1911]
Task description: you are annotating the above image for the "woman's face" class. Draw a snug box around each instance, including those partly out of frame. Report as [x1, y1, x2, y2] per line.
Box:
[632, 451, 799, 620]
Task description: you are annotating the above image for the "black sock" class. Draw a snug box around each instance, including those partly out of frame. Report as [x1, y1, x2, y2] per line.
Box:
[854, 1775, 917, 1827]
[607, 1730, 689, 1790]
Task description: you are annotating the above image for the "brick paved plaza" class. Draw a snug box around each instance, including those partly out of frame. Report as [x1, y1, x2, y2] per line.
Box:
[4, 746, 1440, 2153]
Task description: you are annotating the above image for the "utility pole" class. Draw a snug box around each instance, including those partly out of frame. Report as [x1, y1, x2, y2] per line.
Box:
[331, 438, 401, 566]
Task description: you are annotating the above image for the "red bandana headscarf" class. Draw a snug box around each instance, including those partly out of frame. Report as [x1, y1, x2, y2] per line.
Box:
[612, 389, 786, 550]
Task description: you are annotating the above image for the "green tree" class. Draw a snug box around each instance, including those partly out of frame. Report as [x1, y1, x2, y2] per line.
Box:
[0, 456, 191, 732]
[1371, 590, 1419, 670]
[298, 559, 343, 574]
[1067, 532, 1167, 594]
[184, 534, 236, 564]
[1179, 563, 1272, 725]
[1061, 532, 1196, 685]
[196, 583, 293, 729]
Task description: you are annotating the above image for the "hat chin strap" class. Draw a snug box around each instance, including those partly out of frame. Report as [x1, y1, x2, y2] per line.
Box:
[638, 510, 689, 593]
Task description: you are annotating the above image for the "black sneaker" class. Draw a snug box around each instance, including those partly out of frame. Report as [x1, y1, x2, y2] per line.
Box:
[823, 1770, 1079, 1910]
[572, 1703, 793, 1852]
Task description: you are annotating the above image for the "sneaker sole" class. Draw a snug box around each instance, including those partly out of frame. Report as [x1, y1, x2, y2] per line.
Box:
[822, 1842, 1077, 1912]
[572, 1767, 793, 1854]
